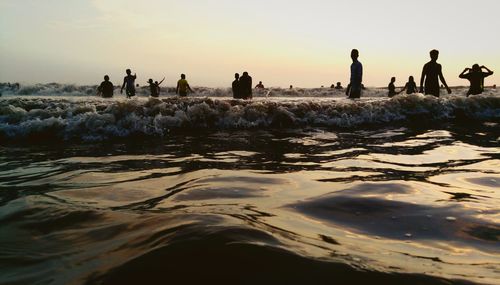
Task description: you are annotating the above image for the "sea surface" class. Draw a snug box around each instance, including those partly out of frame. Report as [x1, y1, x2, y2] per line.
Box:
[0, 85, 499, 284]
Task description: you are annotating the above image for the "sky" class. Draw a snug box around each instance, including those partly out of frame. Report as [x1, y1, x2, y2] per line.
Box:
[0, 0, 499, 87]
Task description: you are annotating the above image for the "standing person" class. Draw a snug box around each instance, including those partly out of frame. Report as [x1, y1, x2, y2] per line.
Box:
[97, 75, 114, 98]
[419, 49, 451, 97]
[121, 69, 137, 98]
[399, 76, 418, 94]
[459, 64, 494, 96]
[148, 77, 165, 98]
[232, 73, 240, 99]
[388, 77, 397, 97]
[239, 71, 253, 99]
[176, 74, 193, 97]
[346, 49, 363, 99]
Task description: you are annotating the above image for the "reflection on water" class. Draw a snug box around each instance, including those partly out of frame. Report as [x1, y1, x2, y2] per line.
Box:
[0, 122, 499, 284]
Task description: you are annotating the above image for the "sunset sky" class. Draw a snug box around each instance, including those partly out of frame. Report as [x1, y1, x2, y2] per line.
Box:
[0, 0, 498, 87]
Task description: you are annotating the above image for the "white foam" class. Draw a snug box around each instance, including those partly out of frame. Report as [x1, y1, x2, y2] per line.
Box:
[1, 93, 499, 142]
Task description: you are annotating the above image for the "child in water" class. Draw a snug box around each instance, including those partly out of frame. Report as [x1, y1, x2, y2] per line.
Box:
[400, 76, 418, 95]
[148, 77, 165, 97]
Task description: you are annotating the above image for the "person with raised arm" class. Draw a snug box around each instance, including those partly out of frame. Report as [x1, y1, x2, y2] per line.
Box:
[459, 64, 494, 96]
[121, 69, 137, 98]
[419, 50, 451, 97]
[148, 77, 165, 97]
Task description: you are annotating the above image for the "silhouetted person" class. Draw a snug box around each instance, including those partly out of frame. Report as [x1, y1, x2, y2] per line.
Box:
[493, 84, 497, 89]
[330, 84, 335, 88]
[335, 82, 343, 90]
[155, 80, 162, 96]
[148, 77, 165, 97]
[176, 74, 193, 97]
[459, 64, 494, 96]
[388, 77, 397, 97]
[232, 73, 240, 99]
[400, 76, 418, 94]
[255, 81, 264, 89]
[97, 75, 114, 98]
[420, 50, 451, 97]
[239, 72, 252, 99]
[121, 69, 137, 98]
[346, 49, 363, 99]
[290, 85, 293, 89]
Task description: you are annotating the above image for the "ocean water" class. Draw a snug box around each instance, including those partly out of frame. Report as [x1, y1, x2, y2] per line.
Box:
[0, 85, 499, 284]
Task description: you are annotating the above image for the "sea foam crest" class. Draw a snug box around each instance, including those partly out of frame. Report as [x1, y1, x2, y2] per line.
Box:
[0, 94, 499, 141]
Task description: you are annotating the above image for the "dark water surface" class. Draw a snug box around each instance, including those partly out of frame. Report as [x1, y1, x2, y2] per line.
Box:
[1, 123, 499, 284]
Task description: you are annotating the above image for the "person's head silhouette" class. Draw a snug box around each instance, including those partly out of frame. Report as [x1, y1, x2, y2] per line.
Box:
[181, 74, 186, 79]
[472, 64, 480, 72]
[126, 69, 132, 75]
[391, 77, 396, 83]
[351, 49, 359, 61]
[148, 79, 153, 84]
[430, 49, 439, 61]
[409, 76, 414, 82]
[235, 73, 239, 79]
[243, 72, 249, 76]
[104, 75, 110, 81]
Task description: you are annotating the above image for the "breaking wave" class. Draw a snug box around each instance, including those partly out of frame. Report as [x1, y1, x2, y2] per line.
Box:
[1, 93, 499, 142]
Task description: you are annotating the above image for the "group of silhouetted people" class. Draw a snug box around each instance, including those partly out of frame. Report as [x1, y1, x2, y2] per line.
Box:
[232, 72, 253, 99]
[385, 49, 494, 98]
[97, 69, 194, 98]
[95, 49, 494, 100]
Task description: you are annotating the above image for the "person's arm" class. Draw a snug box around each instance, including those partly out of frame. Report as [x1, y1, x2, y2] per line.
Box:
[438, 65, 451, 94]
[97, 83, 103, 96]
[345, 84, 351, 96]
[175, 81, 179, 94]
[249, 78, 253, 98]
[121, 77, 126, 93]
[459, 68, 469, 79]
[158, 77, 165, 85]
[419, 66, 425, 93]
[359, 63, 363, 85]
[481, 66, 494, 76]
[399, 84, 407, 94]
[187, 83, 193, 93]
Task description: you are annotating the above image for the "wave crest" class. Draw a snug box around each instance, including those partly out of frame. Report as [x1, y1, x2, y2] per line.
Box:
[1, 95, 499, 141]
